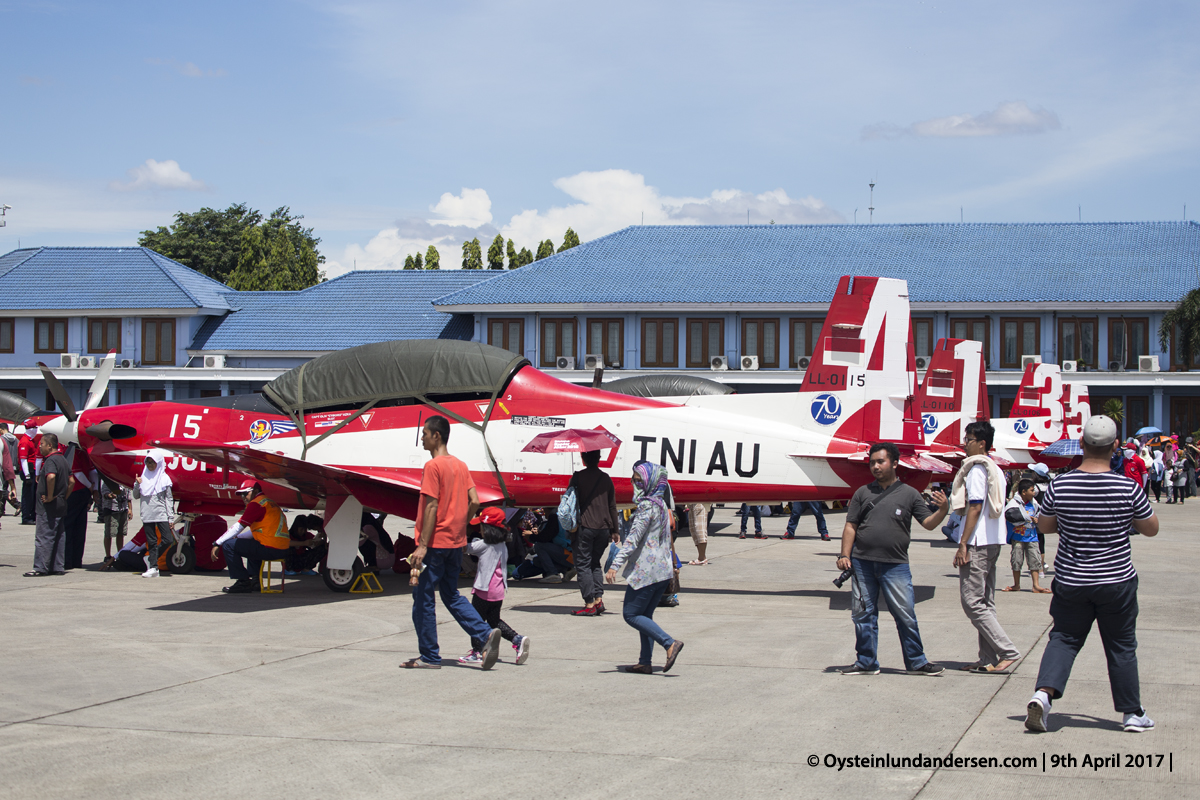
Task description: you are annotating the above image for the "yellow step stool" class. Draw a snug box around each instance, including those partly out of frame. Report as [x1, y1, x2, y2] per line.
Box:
[259, 559, 286, 594]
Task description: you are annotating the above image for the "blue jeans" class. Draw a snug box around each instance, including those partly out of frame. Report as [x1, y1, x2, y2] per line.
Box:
[534, 541, 571, 575]
[786, 502, 828, 536]
[622, 580, 676, 665]
[738, 504, 761, 533]
[412, 547, 494, 665]
[851, 558, 929, 671]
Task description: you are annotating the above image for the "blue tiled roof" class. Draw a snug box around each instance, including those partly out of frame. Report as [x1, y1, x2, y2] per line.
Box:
[0, 247, 232, 310]
[190, 270, 492, 351]
[432, 222, 1200, 306]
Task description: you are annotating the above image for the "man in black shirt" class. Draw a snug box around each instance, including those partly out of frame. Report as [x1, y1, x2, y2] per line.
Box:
[837, 442, 950, 676]
[25, 433, 70, 577]
[567, 450, 619, 616]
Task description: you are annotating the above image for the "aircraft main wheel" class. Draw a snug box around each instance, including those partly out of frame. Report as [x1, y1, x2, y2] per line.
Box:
[167, 544, 196, 574]
[322, 558, 364, 593]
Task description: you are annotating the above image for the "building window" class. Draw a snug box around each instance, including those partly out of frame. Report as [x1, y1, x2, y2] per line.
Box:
[1000, 317, 1040, 369]
[1109, 317, 1148, 370]
[1058, 317, 1097, 369]
[141, 390, 166, 403]
[586, 319, 624, 367]
[2, 388, 25, 398]
[790, 318, 824, 367]
[88, 318, 122, 354]
[0, 319, 12, 353]
[912, 317, 934, 361]
[1126, 395, 1148, 438]
[999, 396, 1015, 418]
[641, 319, 678, 368]
[487, 318, 525, 355]
[540, 318, 576, 368]
[950, 317, 990, 367]
[200, 389, 223, 398]
[1169, 324, 1200, 370]
[686, 319, 725, 368]
[741, 318, 779, 368]
[141, 319, 176, 366]
[34, 318, 68, 354]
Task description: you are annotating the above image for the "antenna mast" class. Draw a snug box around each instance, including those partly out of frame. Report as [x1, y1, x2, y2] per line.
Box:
[868, 183, 875, 224]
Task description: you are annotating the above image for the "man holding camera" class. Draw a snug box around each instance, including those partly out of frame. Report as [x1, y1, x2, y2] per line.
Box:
[837, 442, 950, 676]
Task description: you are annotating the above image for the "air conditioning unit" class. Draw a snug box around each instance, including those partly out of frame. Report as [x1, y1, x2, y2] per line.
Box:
[583, 353, 604, 370]
[77, 355, 96, 369]
[1021, 355, 1042, 368]
[1061, 360, 1077, 372]
[797, 356, 811, 370]
[118, 359, 134, 369]
[741, 355, 759, 371]
[60, 353, 79, 369]
[710, 355, 729, 371]
[202, 354, 226, 369]
[1139, 355, 1161, 372]
[555, 356, 574, 369]
[915, 356, 928, 370]
[1108, 360, 1124, 372]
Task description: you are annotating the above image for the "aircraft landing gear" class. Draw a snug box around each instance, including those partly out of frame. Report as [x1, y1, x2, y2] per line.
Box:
[322, 557, 364, 593]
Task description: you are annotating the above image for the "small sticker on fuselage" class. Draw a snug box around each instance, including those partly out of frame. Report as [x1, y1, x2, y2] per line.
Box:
[511, 415, 567, 428]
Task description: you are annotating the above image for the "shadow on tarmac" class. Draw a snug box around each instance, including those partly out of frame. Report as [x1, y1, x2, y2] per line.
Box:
[677, 585, 936, 611]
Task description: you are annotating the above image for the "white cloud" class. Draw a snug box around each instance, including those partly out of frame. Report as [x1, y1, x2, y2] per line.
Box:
[146, 58, 227, 78]
[430, 188, 492, 227]
[325, 170, 842, 277]
[110, 159, 207, 192]
[863, 101, 1061, 140]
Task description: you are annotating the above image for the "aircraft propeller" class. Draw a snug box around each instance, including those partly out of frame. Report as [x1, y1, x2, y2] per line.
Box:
[36, 351, 117, 446]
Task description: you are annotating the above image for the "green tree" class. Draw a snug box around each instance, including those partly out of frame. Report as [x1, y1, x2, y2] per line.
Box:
[1103, 398, 1125, 427]
[461, 237, 483, 269]
[1159, 288, 1200, 370]
[506, 239, 518, 268]
[226, 211, 326, 291]
[487, 234, 506, 269]
[413, 251, 424, 270]
[138, 202, 262, 283]
[425, 245, 441, 270]
[516, 247, 533, 267]
[558, 227, 581, 252]
[535, 239, 555, 260]
[403, 254, 416, 270]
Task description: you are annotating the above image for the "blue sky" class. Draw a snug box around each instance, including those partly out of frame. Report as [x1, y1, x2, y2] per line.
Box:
[2, 0, 1198, 276]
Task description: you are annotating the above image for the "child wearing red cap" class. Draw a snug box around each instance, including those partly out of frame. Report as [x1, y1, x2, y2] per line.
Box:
[460, 506, 530, 665]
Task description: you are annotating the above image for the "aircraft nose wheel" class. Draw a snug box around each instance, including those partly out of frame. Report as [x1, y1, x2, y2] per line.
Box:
[167, 544, 196, 574]
[321, 558, 364, 593]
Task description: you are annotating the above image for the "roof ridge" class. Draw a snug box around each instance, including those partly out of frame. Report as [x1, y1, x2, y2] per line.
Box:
[0, 247, 43, 280]
[141, 248, 205, 306]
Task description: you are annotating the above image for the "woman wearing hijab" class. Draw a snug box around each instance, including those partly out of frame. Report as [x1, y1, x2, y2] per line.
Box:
[605, 461, 684, 674]
[1149, 449, 1164, 503]
[132, 449, 174, 578]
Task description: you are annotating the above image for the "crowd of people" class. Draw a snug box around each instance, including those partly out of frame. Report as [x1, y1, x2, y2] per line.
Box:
[9, 410, 1170, 732]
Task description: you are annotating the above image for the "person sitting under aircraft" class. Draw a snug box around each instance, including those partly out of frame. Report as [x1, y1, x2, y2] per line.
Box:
[212, 480, 292, 594]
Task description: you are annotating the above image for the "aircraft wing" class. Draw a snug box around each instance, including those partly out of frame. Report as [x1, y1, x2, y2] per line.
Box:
[152, 438, 503, 518]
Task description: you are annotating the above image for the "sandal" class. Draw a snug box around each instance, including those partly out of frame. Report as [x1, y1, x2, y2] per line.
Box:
[1033, 587, 1053, 594]
[663, 640, 685, 673]
[1001, 586, 1020, 592]
[400, 658, 441, 669]
[970, 659, 1016, 674]
[959, 661, 985, 671]
[624, 664, 653, 674]
[687, 559, 709, 566]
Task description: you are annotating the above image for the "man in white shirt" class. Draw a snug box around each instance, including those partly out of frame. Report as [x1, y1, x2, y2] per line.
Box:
[953, 420, 1020, 673]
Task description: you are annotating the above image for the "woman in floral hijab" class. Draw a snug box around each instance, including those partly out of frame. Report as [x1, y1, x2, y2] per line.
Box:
[606, 460, 684, 674]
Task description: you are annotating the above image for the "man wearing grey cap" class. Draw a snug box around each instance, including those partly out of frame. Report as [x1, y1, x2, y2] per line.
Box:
[1025, 415, 1159, 734]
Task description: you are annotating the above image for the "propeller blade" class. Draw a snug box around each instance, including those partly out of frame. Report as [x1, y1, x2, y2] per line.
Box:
[84, 351, 116, 411]
[36, 362, 77, 422]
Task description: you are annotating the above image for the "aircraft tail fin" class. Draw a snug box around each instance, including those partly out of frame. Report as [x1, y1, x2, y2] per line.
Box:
[1003, 362, 1065, 445]
[914, 338, 987, 450]
[799, 276, 921, 447]
[1063, 382, 1090, 440]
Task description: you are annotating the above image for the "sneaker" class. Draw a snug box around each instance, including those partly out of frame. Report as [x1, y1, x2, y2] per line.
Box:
[907, 662, 945, 676]
[754, 532, 765, 539]
[840, 664, 881, 675]
[738, 533, 747, 539]
[457, 650, 483, 665]
[571, 606, 597, 616]
[480, 628, 502, 671]
[781, 533, 795, 540]
[1025, 691, 1052, 732]
[539, 573, 564, 584]
[595, 598, 606, 614]
[1123, 709, 1155, 732]
[820, 534, 831, 541]
[514, 635, 531, 665]
[564, 568, 577, 581]
[141, 567, 159, 578]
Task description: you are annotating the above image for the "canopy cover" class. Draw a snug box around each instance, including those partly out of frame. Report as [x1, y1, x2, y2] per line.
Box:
[602, 374, 734, 398]
[263, 339, 530, 416]
[0, 390, 42, 424]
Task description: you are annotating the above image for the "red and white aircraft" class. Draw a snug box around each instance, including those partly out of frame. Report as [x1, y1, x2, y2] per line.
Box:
[42, 275, 944, 589]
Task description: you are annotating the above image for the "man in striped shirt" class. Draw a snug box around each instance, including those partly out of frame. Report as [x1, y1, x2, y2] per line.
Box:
[1025, 415, 1159, 734]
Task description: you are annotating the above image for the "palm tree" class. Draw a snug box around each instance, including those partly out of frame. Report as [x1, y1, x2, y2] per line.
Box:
[1159, 287, 1200, 370]
[1103, 398, 1124, 427]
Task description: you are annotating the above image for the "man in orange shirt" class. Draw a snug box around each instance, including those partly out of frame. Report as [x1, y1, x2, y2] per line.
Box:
[402, 415, 501, 670]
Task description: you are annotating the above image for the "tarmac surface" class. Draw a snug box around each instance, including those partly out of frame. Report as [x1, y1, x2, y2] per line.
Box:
[0, 500, 1196, 799]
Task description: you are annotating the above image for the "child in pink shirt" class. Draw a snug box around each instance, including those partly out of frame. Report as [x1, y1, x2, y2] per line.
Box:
[459, 507, 530, 665]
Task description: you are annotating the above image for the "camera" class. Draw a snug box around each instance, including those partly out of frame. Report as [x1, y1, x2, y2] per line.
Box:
[832, 568, 854, 589]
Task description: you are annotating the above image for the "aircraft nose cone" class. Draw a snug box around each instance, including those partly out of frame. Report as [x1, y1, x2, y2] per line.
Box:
[40, 415, 77, 445]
